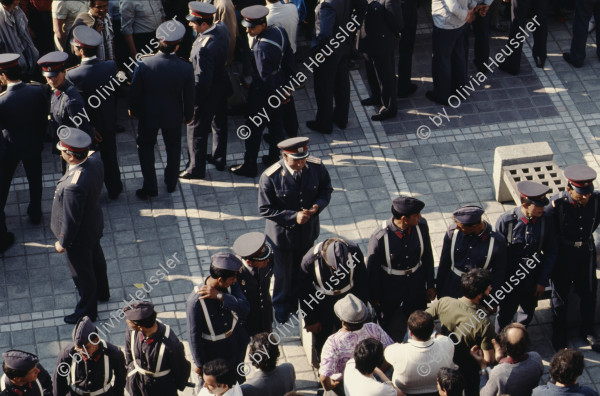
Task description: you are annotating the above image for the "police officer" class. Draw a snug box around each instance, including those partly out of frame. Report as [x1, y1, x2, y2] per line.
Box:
[37, 51, 94, 174]
[53, 316, 127, 396]
[230, 5, 296, 177]
[124, 301, 191, 396]
[1, 350, 52, 396]
[494, 181, 557, 333]
[397, 0, 418, 97]
[367, 196, 436, 341]
[0, 54, 48, 253]
[299, 237, 369, 358]
[67, 26, 123, 200]
[305, 0, 366, 133]
[128, 20, 195, 200]
[232, 232, 275, 337]
[436, 205, 507, 299]
[548, 164, 600, 352]
[50, 128, 109, 324]
[186, 253, 250, 381]
[180, 2, 232, 179]
[258, 137, 333, 323]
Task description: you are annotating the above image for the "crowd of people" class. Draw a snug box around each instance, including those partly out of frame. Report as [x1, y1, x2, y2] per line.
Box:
[1, 0, 600, 395]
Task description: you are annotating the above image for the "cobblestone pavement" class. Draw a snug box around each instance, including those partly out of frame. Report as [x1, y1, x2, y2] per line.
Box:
[2, 10, 600, 395]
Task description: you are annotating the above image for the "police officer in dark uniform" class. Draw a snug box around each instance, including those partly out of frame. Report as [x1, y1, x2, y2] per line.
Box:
[299, 237, 369, 358]
[37, 51, 94, 174]
[305, 0, 366, 133]
[498, 0, 547, 74]
[186, 253, 250, 381]
[0, 54, 48, 253]
[230, 5, 296, 178]
[180, 2, 232, 179]
[124, 301, 191, 396]
[436, 205, 507, 299]
[258, 137, 333, 323]
[1, 350, 52, 396]
[397, 0, 418, 97]
[67, 26, 123, 200]
[53, 316, 127, 396]
[494, 181, 557, 333]
[367, 196, 436, 341]
[232, 232, 274, 337]
[50, 128, 109, 324]
[548, 164, 600, 352]
[129, 21, 195, 200]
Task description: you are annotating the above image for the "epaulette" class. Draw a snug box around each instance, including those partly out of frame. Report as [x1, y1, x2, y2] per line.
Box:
[66, 65, 80, 72]
[265, 162, 282, 176]
[374, 226, 387, 240]
[29, 81, 42, 86]
[71, 169, 81, 184]
[306, 156, 321, 164]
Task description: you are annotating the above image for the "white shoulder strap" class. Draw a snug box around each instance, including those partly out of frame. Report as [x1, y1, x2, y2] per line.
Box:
[0, 374, 5, 391]
[382, 221, 392, 271]
[450, 228, 458, 268]
[483, 235, 495, 270]
[416, 224, 424, 260]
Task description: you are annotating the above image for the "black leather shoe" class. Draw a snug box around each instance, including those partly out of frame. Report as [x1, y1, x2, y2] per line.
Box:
[64, 313, 83, 324]
[371, 109, 397, 121]
[498, 63, 519, 76]
[98, 294, 110, 302]
[230, 163, 257, 178]
[398, 83, 418, 98]
[107, 186, 122, 200]
[583, 333, 600, 353]
[534, 56, 546, 68]
[179, 171, 205, 180]
[0, 232, 14, 253]
[563, 52, 583, 68]
[425, 91, 448, 106]
[262, 155, 279, 167]
[306, 120, 332, 134]
[361, 97, 380, 106]
[206, 155, 225, 171]
[135, 189, 158, 200]
[27, 207, 42, 225]
[166, 184, 177, 193]
[334, 120, 347, 130]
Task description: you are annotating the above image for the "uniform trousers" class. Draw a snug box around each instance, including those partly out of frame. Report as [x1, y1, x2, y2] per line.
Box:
[568, 0, 600, 63]
[466, 12, 491, 70]
[137, 126, 182, 193]
[97, 128, 122, 196]
[273, 244, 311, 322]
[313, 44, 351, 129]
[397, 0, 418, 93]
[364, 51, 397, 112]
[495, 275, 538, 333]
[0, 156, 42, 232]
[185, 91, 228, 176]
[66, 240, 109, 319]
[431, 24, 468, 102]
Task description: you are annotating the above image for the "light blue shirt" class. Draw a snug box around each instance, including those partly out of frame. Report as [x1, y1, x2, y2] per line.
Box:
[431, 0, 478, 29]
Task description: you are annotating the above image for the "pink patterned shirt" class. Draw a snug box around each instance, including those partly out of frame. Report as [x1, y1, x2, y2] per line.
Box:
[318, 323, 394, 377]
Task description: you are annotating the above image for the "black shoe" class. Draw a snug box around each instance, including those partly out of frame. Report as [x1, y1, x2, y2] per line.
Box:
[27, 207, 42, 225]
[563, 52, 583, 68]
[334, 120, 347, 130]
[306, 120, 332, 134]
[371, 109, 397, 121]
[206, 155, 225, 171]
[552, 334, 567, 352]
[425, 91, 448, 106]
[166, 184, 177, 193]
[361, 97, 380, 106]
[98, 294, 110, 303]
[64, 313, 84, 324]
[135, 188, 158, 200]
[583, 333, 600, 353]
[179, 171, 205, 180]
[498, 63, 519, 75]
[398, 83, 418, 98]
[230, 163, 257, 178]
[262, 155, 279, 167]
[107, 186, 123, 200]
[534, 56, 546, 68]
[0, 232, 15, 253]
[474, 61, 487, 74]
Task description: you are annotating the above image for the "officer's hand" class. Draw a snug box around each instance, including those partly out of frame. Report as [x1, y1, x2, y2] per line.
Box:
[533, 284, 545, 299]
[93, 130, 103, 143]
[305, 322, 322, 334]
[426, 287, 437, 302]
[466, 9, 476, 23]
[128, 109, 136, 119]
[296, 211, 310, 224]
[304, 204, 319, 216]
[55, 241, 65, 253]
[197, 285, 219, 300]
[194, 366, 202, 376]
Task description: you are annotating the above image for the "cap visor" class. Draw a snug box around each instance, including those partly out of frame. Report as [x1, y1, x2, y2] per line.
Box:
[574, 185, 594, 194]
[186, 14, 199, 21]
[531, 197, 550, 207]
[287, 152, 309, 159]
[241, 20, 256, 28]
[56, 142, 68, 151]
[43, 70, 60, 77]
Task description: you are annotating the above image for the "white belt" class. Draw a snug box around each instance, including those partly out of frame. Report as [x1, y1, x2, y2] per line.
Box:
[312, 242, 354, 295]
[382, 220, 424, 276]
[198, 286, 238, 341]
[383, 261, 422, 276]
[70, 340, 112, 396]
[127, 323, 172, 378]
[450, 228, 495, 276]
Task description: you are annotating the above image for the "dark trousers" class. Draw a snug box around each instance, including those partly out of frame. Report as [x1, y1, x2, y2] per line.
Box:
[456, 357, 479, 396]
[133, 32, 158, 55]
[97, 129, 122, 196]
[431, 25, 468, 102]
[28, 8, 54, 56]
[243, 83, 284, 165]
[137, 126, 182, 193]
[569, 0, 600, 63]
[503, 0, 548, 73]
[282, 98, 299, 137]
[466, 12, 492, 69]
[0, 156, 42, 232]
[495, 279, 538, 333]
[66, 241, 109, 319]
[398, 0, 418, 92]
[551, 247, 598, 344]
[313, 44, 351, 129]
[273, 244, 312, 322]
[364, 51, 397, 113]
[185, 92, 228, 176]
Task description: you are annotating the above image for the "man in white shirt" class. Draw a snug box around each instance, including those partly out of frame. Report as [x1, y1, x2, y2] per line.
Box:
[199, 359, 243, 396]
[265, 0, 298, 53]
[385, 310, 455, 396]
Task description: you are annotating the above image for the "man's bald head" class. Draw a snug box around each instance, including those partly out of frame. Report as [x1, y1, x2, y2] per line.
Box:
[500, 323, 530, 358]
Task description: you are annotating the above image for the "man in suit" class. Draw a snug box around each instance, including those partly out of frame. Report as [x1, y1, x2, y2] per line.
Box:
[0, 54, 48, 253]
[67, 25, 123, 200]
[129, 20, 195, 199]
[232, 232, 275, 337]
[258, 137, 333, 323]
[357, 0, 403, 121]
[180, 2, 231, 179]
[50, 127, 109, 324]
